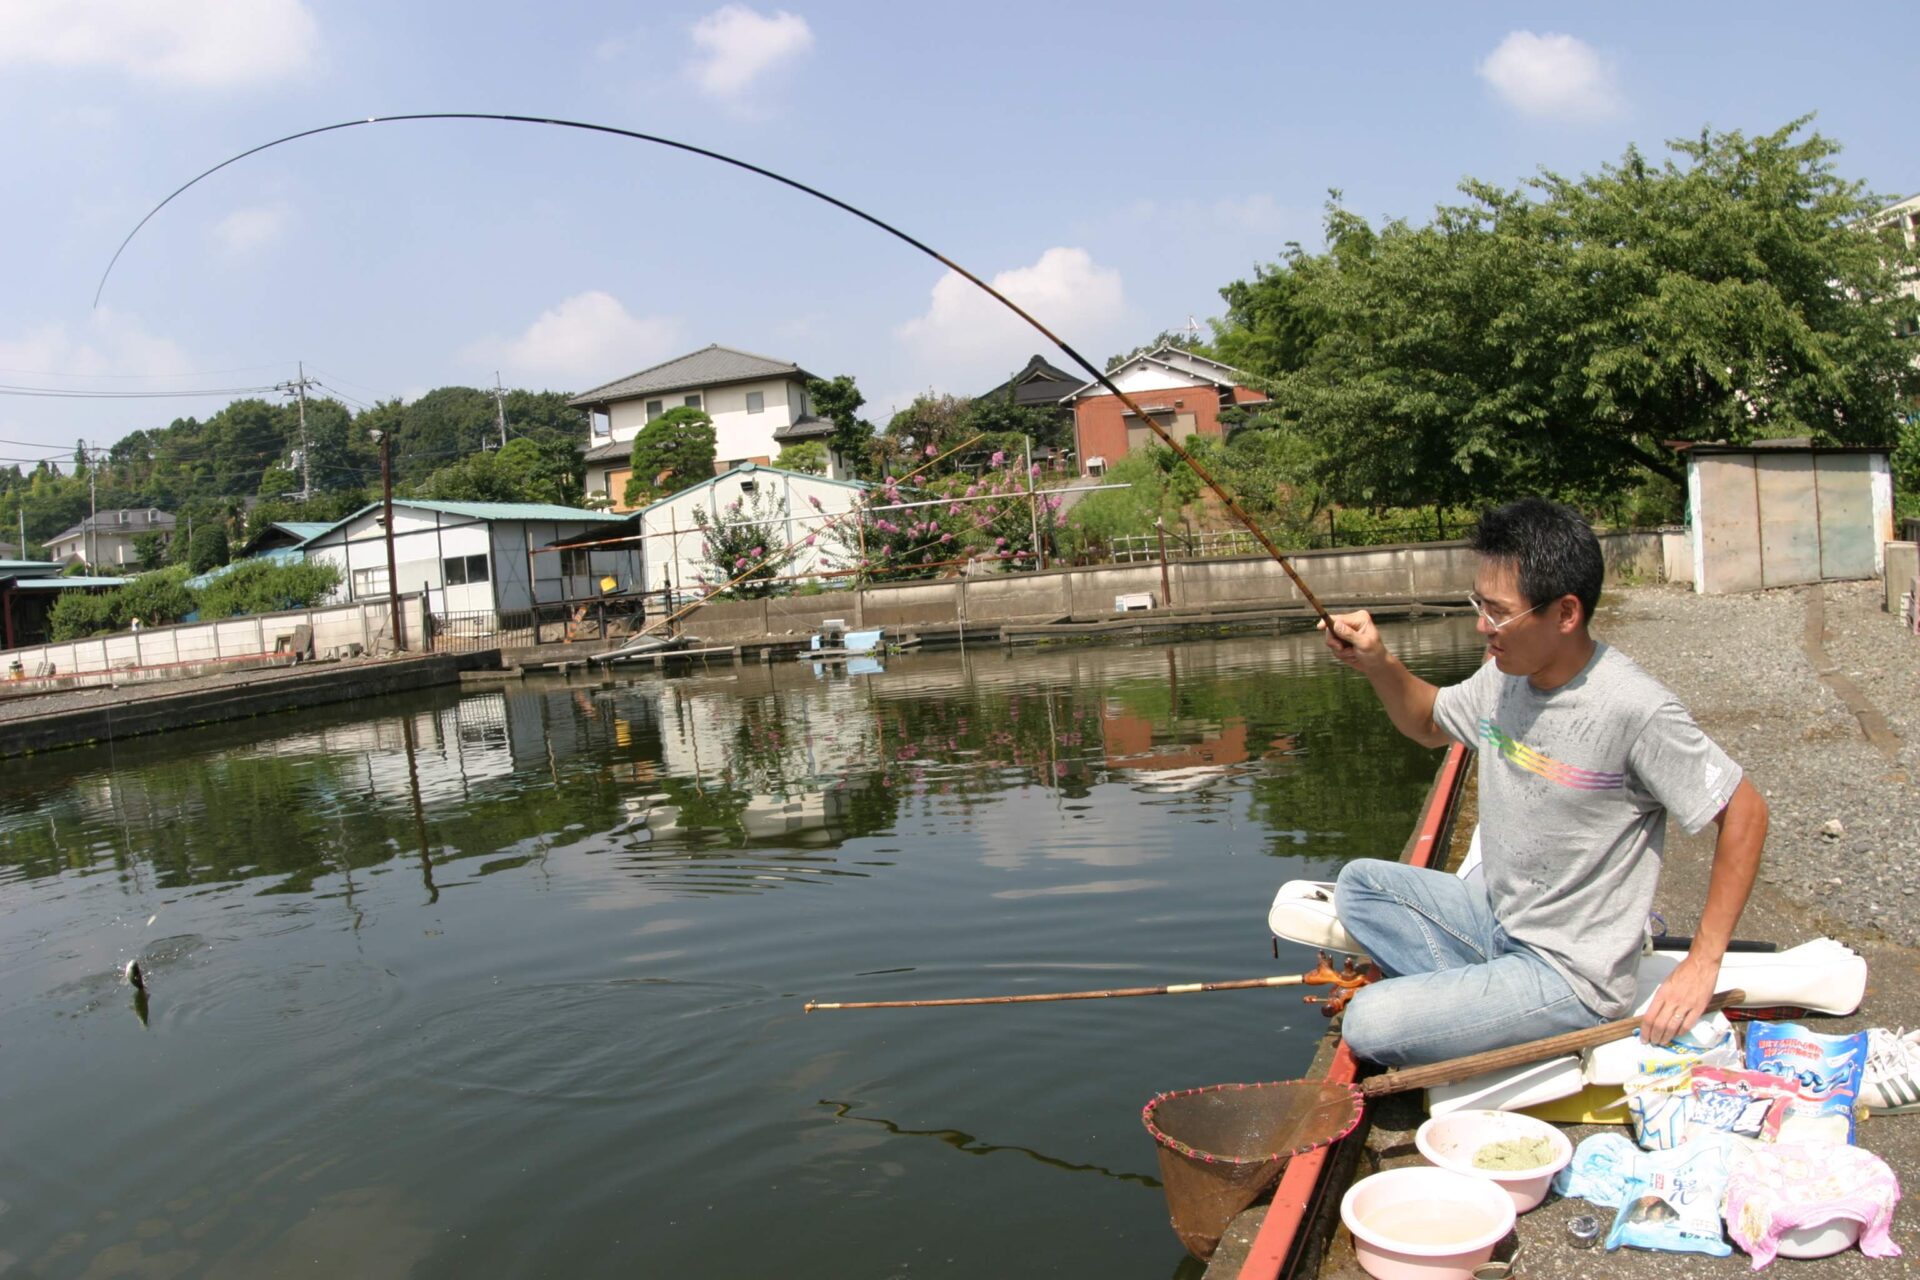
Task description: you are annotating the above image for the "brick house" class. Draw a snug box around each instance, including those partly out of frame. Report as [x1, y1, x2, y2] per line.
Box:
[1060, 346, 1268, 475]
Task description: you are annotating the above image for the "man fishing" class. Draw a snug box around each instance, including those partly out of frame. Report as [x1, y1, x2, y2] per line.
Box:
[1319, 497, 1768, 1066]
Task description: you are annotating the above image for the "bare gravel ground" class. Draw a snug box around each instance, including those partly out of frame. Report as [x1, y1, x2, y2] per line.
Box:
[1599, 581, 1919, 948]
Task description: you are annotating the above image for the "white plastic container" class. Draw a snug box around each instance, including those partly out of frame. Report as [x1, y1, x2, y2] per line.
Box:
[1340, 1165, 1515, 1280]
[1775, 1217, 1864, 1260]
[1414, 1109, 1573, 1213]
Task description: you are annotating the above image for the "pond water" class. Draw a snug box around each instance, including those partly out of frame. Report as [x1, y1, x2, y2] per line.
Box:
[0, 621, 1483, 1279]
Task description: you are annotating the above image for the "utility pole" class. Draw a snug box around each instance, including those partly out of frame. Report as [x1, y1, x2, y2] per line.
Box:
[372, 429, 405, 652]
[18, 508, 27, 561]
[80, 439, 97, 569]
[276, 363, 317, 500]
[492, 373, 508, 450]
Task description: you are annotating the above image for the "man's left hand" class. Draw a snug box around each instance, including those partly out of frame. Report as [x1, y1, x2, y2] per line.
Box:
[1641, 954, 1717, 1046]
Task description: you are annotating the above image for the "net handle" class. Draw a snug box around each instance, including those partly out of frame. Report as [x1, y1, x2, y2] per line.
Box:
[1359, 989, 1745, 1097]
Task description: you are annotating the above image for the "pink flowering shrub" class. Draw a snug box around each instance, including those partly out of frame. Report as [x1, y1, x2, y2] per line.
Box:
[692, 488, 791, 599]
[820, 455, 1068, 584]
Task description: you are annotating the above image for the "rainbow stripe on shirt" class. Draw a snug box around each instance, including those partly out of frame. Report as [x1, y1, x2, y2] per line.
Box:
[1480, 718, 1626, 791]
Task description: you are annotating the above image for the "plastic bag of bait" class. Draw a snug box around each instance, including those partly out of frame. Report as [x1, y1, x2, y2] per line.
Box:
[1744, 1020, 1868, 1145]
[1604, 1138, 1736, 1256]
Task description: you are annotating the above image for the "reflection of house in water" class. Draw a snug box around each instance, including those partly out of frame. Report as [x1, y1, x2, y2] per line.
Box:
[626, 786, 854, 847]
[1099, 708, 1257, 793]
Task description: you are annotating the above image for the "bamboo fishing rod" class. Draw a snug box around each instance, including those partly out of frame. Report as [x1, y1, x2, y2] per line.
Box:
[96, 113, 1339, 631]
[806, 955, 1370, 1011]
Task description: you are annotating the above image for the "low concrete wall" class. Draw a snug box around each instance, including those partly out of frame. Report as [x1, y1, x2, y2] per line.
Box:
[668, 531, 1672, 642]
[1886, 542, 1919, 616]
[0, 652, 478, 758]
[1, 593, 429, 687]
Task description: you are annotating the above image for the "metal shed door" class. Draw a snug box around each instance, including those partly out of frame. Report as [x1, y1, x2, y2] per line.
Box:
[1754, 454, 1822, 588]
[1814, 453, 1876, 580]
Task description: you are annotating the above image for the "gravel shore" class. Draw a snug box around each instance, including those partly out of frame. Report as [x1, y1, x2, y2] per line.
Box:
[1597, 580, 1919, 946]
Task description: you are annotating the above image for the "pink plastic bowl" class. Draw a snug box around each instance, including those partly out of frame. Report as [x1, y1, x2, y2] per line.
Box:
[1340, 1166, 1516, 1280]
[1414, 1109, 1573, 1213]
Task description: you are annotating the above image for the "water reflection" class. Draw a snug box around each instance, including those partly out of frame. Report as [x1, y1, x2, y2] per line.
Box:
[0, 622, 1486, 1280]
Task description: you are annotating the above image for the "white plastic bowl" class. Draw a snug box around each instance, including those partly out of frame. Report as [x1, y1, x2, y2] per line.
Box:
[1414, 1109, 1573, 1213]
[1340, 1165, 1516, 1280]
[1776, 1216, 1863, 1260]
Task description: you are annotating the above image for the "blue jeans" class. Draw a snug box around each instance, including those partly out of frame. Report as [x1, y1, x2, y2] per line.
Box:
[1333, 859, 1605, 1067]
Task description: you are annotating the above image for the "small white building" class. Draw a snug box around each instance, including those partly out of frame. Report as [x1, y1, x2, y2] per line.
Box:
[625, 464, 868, 596]
[572, 344, 852, 509]
[302, 500, 637, 617]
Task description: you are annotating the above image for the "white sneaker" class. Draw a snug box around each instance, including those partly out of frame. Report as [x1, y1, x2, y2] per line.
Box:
[1859, 1027, 1920, 1114]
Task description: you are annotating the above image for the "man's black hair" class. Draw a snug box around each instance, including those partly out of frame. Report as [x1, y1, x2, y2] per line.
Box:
[1468, 497, 1603, 625]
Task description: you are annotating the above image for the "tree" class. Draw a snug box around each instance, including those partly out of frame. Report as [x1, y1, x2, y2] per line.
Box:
[623, 408, 716, 507]
[1104, 329, 1213, 371]
[132, 532, 170, 571]
[188, 522, 230, 573]
[414, 437, 582, 505]
[1215, 120, 1920, 509]
[806, 375, 875, 473]
[774, 440, 827, 474]
[692, 488, 790, 599]
[193, 560, 342, 618]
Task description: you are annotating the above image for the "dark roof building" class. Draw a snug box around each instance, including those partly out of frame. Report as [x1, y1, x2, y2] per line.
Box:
[978, 354, 1082, 411]
[567, 344, 816, 409]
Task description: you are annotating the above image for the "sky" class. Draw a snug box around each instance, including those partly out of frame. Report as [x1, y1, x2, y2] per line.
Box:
[2, 1, 1918, 470]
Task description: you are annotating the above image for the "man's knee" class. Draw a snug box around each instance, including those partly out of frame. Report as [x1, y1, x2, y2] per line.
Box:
[1338, 984, 1397, 1065]
[1335, 857, 1403, 912]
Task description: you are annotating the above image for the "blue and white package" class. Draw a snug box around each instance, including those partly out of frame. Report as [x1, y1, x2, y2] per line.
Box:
[1744, 1019, 1868, 1144]
[1602, 1139, 1735, 1256]
[1555, 1132, 1642, 1207]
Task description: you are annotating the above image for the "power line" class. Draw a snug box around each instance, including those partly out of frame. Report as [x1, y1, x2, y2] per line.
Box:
[0, 383, 283, 400]
[0, 362, 294, 380]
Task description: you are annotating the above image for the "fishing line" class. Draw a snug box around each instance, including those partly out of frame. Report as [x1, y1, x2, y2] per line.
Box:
[96, 112, 1337, 627]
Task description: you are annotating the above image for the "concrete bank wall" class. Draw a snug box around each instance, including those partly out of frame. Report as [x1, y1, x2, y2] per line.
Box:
[1, 593, 429, 688]
[681, 531, 1680, 642]
[0, 652, 478, 758]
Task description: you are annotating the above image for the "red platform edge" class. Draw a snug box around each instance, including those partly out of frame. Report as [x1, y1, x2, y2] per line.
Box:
[1235, 740, 1469, 1280]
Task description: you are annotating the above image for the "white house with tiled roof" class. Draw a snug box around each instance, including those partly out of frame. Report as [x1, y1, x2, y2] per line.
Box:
[571, 344, 847, 510]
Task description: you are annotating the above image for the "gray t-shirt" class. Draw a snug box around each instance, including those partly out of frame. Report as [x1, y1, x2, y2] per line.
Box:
[1431, 642, 1741, 1017]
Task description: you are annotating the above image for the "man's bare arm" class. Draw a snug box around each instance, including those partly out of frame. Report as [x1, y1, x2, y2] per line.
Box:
[1640, 777, 1768, 1045]
[1320, 610, 1450, 748]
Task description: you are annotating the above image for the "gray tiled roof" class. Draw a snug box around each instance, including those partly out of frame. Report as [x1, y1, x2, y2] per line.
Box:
[46, 508, 176, 544]
[772, 414, 835, 443]
[568, 344, 815, 406]
[584, 436, 632, 464]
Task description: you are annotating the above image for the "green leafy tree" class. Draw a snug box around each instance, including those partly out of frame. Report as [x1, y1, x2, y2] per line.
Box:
[414, 437, 582, 505]
[119, 567, 195, 627]
[1216, 120, 1920, 509]
[188, 522, 230, 574]
[132, 531, 170, 571]
[193, 560, 342, 618]
[774, 441, 827, 474]
[47, 589, 115, 639]
[806, 375, 875, 473]
[623, 408, 716, 507]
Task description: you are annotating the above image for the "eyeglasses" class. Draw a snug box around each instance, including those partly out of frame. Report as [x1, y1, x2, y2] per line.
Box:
[1468, 591, 1546, 631]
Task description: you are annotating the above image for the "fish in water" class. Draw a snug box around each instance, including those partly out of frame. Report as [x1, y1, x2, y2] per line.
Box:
[123, 959, 145, 991]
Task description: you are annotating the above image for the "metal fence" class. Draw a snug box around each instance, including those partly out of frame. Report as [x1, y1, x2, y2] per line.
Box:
[428, 595, 660, 653]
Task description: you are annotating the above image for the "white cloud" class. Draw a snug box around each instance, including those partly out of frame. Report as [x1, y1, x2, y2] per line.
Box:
[463, 292, 682, 390]
[686, 5, 812, 99]
[210, 205, 290, 259]
[1477, 31, 1622, 121]
[0, 0, 321, 89]
[0, 309, 192, 383]
[897, 247, 1127, 388]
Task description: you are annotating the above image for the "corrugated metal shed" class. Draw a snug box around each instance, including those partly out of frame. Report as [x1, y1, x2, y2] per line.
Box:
[1681, 442, 1896, 593]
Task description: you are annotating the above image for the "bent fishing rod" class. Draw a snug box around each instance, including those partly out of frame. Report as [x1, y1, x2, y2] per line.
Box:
[96, 112, 1337, 630]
